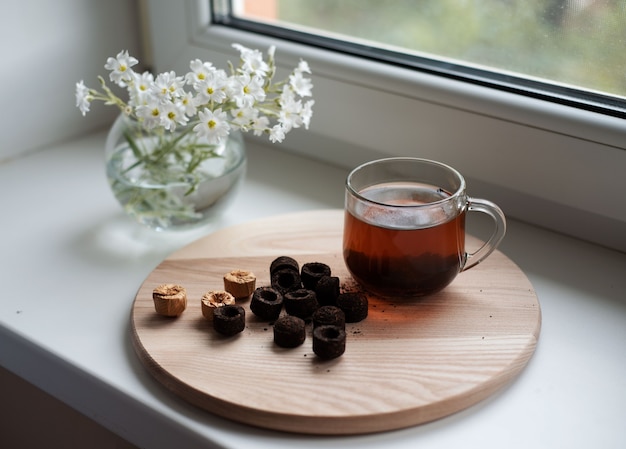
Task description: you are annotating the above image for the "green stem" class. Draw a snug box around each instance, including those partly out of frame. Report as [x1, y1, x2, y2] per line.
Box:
[124, 130, 144, 161]
[117, 120, 226, 198]
[121, 123, 196, 175]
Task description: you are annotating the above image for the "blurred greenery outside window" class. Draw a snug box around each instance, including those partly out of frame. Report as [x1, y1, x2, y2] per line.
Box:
[227, 0, 626, 112]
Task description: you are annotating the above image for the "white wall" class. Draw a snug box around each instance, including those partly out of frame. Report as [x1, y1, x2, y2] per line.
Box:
[0, 0, 144, 162]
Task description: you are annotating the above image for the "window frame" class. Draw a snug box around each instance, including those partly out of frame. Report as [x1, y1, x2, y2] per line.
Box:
[217, 6, 626, 120]
[144, 0, 626, 252]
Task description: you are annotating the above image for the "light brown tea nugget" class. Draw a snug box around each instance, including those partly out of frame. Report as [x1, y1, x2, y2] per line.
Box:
[223, 269, 257, 300]
[201, 290, 236, 321]
[152, 284, 187, 317]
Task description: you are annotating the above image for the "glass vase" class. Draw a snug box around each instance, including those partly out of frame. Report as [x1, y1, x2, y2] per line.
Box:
[104, 114, 247, 231]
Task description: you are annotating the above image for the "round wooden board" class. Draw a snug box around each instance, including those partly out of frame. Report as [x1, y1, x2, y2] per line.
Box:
[131, 209, 541, 435]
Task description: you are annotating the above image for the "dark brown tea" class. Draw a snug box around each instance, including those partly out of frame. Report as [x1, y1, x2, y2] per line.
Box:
[343, 183, 466, 297]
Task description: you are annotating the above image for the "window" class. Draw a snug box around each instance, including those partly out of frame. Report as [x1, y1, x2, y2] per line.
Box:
[224, 0, 626, 117]
[144, 0, 626, 251]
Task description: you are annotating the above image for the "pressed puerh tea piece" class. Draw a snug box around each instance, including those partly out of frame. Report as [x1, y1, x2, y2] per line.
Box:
[271, 268, 302, 294]
[312, 305, 345, 329]
[313, 325, 346, 359]
[315, 275, 340, 306]
[152, 284, 187, 317]
[201, 290, 236, 321]
[301, 262, 331, 290]
[223, 269, 257, 300]
[269, 256, 300, 276]
[250, 286, 284, 320]
[284, 288, 319, 319]
[273, 315, 306, 348]
[213, 305, 246, 336]
[336, 292, 368, 323]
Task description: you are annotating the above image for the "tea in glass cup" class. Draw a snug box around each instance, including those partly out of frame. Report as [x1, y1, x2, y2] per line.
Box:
[343, 158, 506, 297]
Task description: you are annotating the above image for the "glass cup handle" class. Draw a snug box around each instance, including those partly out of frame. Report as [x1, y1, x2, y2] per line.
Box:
[462, 197, 507, 271]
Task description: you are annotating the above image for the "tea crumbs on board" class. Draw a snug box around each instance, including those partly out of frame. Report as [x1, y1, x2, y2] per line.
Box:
[152, 284, 187, 317]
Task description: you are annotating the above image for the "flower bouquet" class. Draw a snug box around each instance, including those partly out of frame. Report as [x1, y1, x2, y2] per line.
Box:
[75, 44, 314, 229]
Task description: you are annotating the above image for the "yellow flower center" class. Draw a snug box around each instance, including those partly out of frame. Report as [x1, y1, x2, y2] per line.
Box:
[206, 87, 214, 95]
[208, 119, 216, 129]
[168, 111, 176, 120]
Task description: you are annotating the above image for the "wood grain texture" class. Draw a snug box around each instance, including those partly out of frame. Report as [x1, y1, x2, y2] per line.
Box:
[131, 209, 541, 435]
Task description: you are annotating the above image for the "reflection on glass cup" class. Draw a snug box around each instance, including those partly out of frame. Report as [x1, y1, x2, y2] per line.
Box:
[343, 158, 506, 297]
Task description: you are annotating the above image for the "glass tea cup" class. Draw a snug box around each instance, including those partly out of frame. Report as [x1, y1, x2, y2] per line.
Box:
[343, 157, 506, 297]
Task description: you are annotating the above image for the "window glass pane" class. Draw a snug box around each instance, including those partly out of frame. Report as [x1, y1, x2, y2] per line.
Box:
[231, 0, 626, 100]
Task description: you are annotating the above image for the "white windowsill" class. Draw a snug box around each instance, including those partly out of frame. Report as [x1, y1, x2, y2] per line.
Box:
[0, 131, 625, 448]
